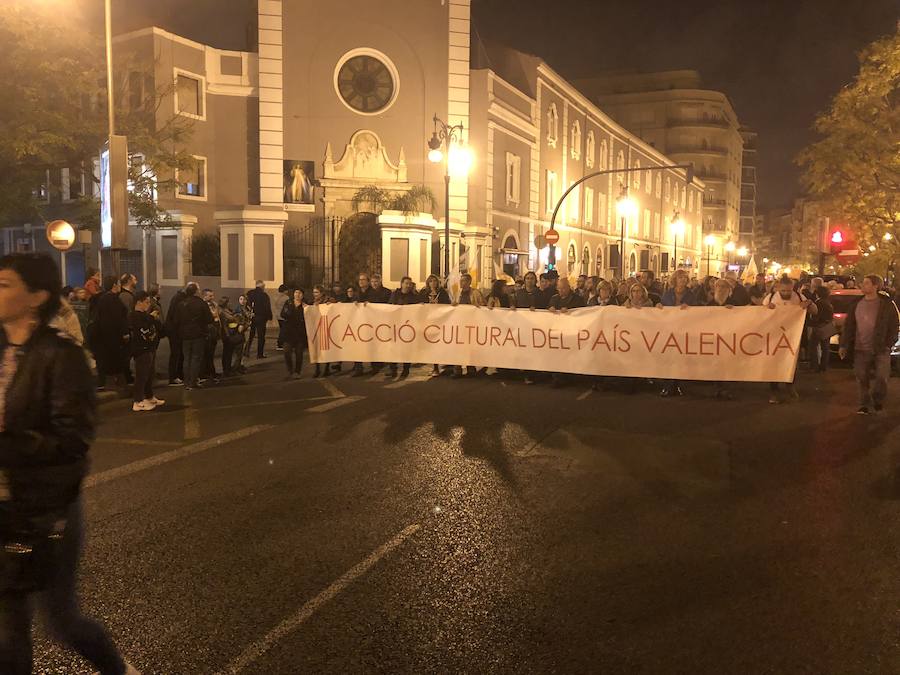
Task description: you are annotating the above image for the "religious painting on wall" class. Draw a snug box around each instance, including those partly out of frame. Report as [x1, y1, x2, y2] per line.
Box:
[283, 160, 315, 204]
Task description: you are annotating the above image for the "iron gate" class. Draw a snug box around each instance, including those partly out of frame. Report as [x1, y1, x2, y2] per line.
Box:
[283, 216, 339, 289]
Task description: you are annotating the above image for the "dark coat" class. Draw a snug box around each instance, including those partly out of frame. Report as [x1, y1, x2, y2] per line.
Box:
[165, 290, 187, 339]
[391, 290, 421, 305]
[368, 286, 392, 303]
[728, 283, 751, 307]
[548, 293, 586, 310]
[515, 287, 546, 309]
[175, 295, 215, 341]
[839, 294, 900, 354]
[128, 310, 161, 356]
[89, 291, 128, 373]
[247, 288, 273, 324]
[420, 288, 450, 304]
[280, 301, 308, 345]
[0, 326, 95, 539]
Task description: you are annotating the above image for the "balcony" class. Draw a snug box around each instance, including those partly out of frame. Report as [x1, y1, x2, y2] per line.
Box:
[667, 116, 730, 129]
[668, 145, 728, 157]
[703, 198, 726, 208]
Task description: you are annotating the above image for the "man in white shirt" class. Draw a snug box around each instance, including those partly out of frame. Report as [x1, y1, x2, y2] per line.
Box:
[765, 275, 817, 404]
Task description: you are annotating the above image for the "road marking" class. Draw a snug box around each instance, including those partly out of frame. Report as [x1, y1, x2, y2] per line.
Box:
[318, 379, 345, 398]
[305, 395, 364, 413]
[216, 523, 421, 675]
[203, 396, 334, 412]
[84, 425, 273, 489]
[94, 438, 180, 447]
[577, 389, 593, 401]
[384, 375, 428, 389]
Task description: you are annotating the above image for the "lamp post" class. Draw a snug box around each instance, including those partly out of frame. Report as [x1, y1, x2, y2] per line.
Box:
[724, 240, 736, 269]
[616, 185, 637, 280]
[428, 114, 471, 279]
[704, 234, 716, 277]
[671, 211, 685, 273]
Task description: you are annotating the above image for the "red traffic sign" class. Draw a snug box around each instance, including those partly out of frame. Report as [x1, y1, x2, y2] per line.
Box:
[544, 228, 560, 245]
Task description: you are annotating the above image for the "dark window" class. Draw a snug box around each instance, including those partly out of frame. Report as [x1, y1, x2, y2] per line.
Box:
[337, 55, 394, 113]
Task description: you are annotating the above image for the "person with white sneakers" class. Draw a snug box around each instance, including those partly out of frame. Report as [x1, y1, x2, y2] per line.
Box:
[128, 291, 164, 412]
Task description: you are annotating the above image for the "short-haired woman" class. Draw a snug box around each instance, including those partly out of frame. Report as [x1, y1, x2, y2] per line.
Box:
[0, 254, 138, 674]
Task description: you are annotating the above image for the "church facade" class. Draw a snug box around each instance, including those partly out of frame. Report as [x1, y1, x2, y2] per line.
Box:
[75, 0, 705, 293]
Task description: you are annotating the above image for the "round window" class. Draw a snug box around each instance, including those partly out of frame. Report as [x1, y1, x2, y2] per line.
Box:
[335, 51, 397, 114]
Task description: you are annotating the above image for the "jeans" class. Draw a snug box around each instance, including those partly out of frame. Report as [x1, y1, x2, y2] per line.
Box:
[132, 351, 156, 403]
[0, 501, 126, 675]
[182, 337, 205, 387]
[810, 339, 832, 371]
[284, 342, 305, 375]
[222, 336, 239, 374]
[167, 337, 183, 382]
[246, 323, 267, 358]
[202, 336, 219, 378]
[853, 350, 891, 408]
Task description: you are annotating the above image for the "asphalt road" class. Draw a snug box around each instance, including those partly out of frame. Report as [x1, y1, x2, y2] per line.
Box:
[32, 355, 900, 674]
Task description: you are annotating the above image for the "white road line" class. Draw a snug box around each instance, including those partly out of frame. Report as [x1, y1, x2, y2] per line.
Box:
[305, 396, 364, 413]
[216, 523, 421, 675]
[183, 389, 199, 440]
[576, 389, 593, 401]
[203, 396, 334, 412]
[94, 438, 181, 447]
[318, 379, 345, 398]
[384, 376, 428, 389]
[84, 425, 273, 489]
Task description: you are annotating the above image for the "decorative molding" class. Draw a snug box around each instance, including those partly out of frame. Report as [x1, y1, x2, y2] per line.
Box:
[323, 130, 407, 183]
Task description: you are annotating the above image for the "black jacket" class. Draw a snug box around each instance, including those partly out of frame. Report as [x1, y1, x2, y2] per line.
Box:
[280, 302, 307, 345]
[368, 286, 392, 303]
[420, 288, 450, 304]
[0, 327, 95, 539]
[548, 293, 586, 310]
[247, 288, 273, 324]
[839, 294, 900, 354]
[165, 290, 187, 339]
[515, 287, 545, 309]
[175, 295, 215, 341]
[128, 310, 161, 356]
[391, 290, 421, 305]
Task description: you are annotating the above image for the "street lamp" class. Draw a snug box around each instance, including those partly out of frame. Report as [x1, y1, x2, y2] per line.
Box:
[737, 246, 748, 258]
[704, 234, 716, 276]
[616, 186, 637, 279]
[884, 232, 894, 242]
[428, 115, 472, 278]
[671, 212, 685, 272]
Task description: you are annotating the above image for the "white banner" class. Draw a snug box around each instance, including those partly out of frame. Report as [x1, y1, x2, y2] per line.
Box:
[305, 303, 806, 383]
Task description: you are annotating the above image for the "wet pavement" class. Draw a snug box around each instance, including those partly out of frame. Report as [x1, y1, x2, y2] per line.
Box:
[33, 357, 900, 674]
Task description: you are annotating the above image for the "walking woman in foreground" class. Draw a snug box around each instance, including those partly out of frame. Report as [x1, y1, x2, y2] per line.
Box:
[0, 254, 138, 674]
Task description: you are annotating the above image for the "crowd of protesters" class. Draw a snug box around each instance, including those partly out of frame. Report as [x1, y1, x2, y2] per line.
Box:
[48, 260, 900, 415]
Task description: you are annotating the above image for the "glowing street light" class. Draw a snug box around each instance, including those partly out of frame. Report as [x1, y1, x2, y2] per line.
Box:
[704, 234, 717, 276]
[427, 115, 471, 276]
[724, 241, 736, 253]
[869, 244, 877, 252]
[884, 232, 894, 242]
[616, 186, 637, 279]
[671, 212, 685, 271]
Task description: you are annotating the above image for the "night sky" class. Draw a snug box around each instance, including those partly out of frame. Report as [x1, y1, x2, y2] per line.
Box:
[100, 0, 897, 212]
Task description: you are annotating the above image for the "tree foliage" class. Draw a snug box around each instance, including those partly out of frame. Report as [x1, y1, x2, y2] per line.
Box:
[351, 184, 437, 216]
[798, 25, 900, 248]
[0, 2, 198, 230]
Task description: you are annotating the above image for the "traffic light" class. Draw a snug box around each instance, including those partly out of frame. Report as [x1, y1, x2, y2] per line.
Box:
[829, 227, 845, 254]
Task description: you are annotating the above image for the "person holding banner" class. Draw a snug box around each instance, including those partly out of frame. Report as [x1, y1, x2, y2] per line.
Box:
[659, 270, 695, 397]
[388, 276, 419, 379]
[547, 278, 586, 388]
[587, 280, 618, 307]
[421, 275, 450, 377]
[312, 285, 336, 378]
[621, 283, 663, 394]
[514, 272, 544, 385]
[765, 275, 817, 404]
[452, 274, 484, 378]
[280, 288, 307, 379]
[707, 279, 738, 400]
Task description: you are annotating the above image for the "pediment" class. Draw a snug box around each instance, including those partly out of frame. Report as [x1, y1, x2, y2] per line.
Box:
[323, 129, 407, 183]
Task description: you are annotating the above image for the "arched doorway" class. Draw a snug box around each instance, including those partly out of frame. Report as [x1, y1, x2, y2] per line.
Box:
[595, 246, 604, 276]
[629, 251, 637, 276]
[581, 246, 590, 276]
[338, 212, 381, 284]
[502, 234, 520, 278]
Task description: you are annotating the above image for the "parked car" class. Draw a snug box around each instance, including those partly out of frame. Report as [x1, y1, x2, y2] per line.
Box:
[828, 289, 900, 375]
